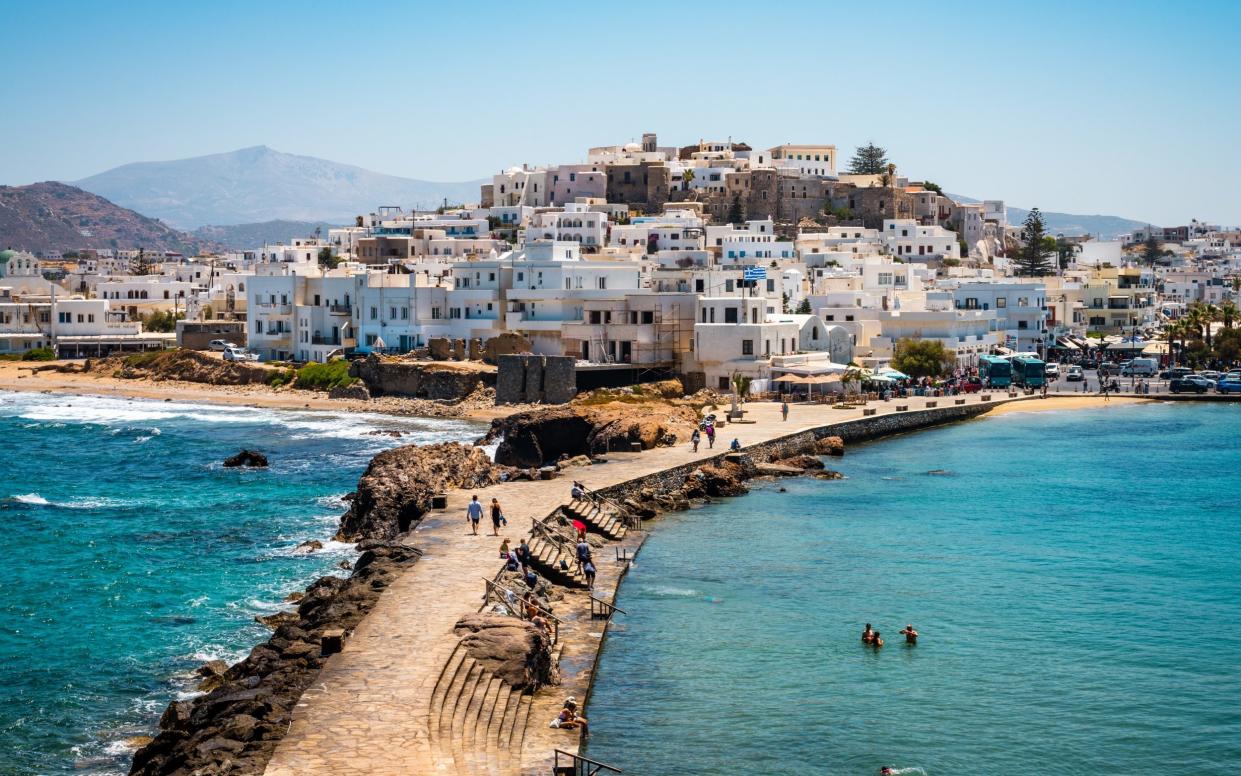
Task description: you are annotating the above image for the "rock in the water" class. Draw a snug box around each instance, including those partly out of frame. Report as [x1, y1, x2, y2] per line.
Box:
[223, 449, 268, 468]
[814, 436, 845, 456]
[453, 613, 554, 691]
[813, 469, 845, 480]
[771, 453, 825, 471]
[292, 540, 323, 554]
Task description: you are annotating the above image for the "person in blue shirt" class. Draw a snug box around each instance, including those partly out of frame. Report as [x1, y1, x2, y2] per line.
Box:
[466, 495, 483, 535]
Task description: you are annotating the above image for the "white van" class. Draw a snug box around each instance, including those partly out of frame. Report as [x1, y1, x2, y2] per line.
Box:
[1121, 357, 1157, 377]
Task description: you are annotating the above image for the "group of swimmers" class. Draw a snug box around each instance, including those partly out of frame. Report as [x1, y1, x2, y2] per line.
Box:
[862, 623, 918, 647]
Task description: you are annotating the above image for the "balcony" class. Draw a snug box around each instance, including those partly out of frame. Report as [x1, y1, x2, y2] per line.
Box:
[329, 304, 351, 315]
[311, 335, 341, 346]
[254, 302, 293, 315]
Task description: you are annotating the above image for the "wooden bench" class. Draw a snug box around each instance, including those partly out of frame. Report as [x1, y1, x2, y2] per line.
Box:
[862, 407, 877, 417]
[981, 394, 992, 401]
[895, 405, 908, 412]
[955, 398, 966, 405]
[925, 401, 937, 408]
[320, 628, 345, 656]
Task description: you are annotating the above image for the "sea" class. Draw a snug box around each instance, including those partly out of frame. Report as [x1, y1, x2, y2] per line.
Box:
[0, 391, 483, 775]
[585, 402, 1241, 775]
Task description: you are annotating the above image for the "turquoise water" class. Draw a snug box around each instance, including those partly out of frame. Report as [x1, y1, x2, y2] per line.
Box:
[586, 403, 1241, 775]
[0, 392, 481, 775]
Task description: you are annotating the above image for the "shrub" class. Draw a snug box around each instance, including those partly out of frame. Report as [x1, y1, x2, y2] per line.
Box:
[124, 350, 169, 368]
[22, 347, 57, 361]
[293, 359, 357, 391]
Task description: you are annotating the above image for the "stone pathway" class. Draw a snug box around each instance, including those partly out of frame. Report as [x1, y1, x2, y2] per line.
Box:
[264, 393, 1019, 775]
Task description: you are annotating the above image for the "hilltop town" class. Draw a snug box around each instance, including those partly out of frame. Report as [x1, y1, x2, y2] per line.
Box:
[2, 134, 1237, 398]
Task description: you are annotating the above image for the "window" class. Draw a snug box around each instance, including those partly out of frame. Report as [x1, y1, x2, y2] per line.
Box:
[724, 307, 738, 323]
[719, 376, 730, 390]
[370, 307, 378, 320]
[597, 277, 607, 289]
[996, 297, 1006, 308]
[742, 339, 754, 355]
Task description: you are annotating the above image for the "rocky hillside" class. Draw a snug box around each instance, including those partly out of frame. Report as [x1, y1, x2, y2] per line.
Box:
[0, 181, 218, 255]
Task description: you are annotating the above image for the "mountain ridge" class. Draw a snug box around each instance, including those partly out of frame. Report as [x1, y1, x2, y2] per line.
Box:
[72, 146, 486, 229]
[947, 193, 1145, 239]
[0, 182, 219, 255]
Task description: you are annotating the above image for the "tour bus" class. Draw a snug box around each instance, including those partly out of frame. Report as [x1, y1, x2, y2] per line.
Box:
[1009, 355, 1047, 388]
[978, 355, 1013, 388]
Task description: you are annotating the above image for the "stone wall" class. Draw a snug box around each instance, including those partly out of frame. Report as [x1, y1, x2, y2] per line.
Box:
[349, 355, 494, 400]
[595, 401, 996, 502]
[176, 320, 246, 350]
[495, 354, 576, 404]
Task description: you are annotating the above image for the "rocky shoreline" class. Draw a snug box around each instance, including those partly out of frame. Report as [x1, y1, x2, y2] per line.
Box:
[130, 441, 513, 776]
[130, 540, 422, 775]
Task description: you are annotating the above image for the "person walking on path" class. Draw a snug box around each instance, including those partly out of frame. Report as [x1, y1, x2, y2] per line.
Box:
[705, 423, 716, 449]
[781, 400, 789, 421]
[466, 495, 483, 535]
[489, 497, 505, 536]
[516, 538, 532, 572]
[691, 428, 701, 453]
[583, 559, 597, 590]
[576, 537, 592, 574]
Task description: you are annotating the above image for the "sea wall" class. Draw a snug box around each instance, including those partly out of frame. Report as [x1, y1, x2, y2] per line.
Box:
[596, 401, 992, 502]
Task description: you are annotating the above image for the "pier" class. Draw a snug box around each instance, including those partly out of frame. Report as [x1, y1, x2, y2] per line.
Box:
[263, 392, 1024, 776]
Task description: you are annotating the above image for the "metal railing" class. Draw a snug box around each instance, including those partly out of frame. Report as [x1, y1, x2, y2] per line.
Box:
[553, 750, 622, 775]
[589, 595, 627, 621]
[481, 577, 562, 644]
[575, 488, 642, 530]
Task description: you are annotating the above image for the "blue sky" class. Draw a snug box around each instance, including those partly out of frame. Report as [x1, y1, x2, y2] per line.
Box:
[2, 0, 1238, 225]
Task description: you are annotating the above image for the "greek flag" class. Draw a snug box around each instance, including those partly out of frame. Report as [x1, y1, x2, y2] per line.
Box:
[743, 267, 766, 281]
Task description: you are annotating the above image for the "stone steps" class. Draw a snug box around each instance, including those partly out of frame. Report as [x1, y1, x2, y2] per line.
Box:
[566, 499, 627, 540]
[526, 535, 586, 588]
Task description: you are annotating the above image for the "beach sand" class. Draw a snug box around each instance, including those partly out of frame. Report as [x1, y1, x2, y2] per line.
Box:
[981, 393, 1150, 416]
[0, 361, 519, 422]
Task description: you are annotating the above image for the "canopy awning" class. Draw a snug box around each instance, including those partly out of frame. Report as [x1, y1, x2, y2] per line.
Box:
[878, 367, 910, 380]
[772, 374, 805, 383]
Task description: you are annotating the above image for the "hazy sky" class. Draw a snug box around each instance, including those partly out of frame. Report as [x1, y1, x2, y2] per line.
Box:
[3, 0, 1238, 225]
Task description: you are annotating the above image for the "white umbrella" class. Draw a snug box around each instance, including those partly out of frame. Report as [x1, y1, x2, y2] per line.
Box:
[373, 336, 387, 350]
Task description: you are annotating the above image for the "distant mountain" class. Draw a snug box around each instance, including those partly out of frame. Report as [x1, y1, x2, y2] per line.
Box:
[0, 182, 219, 255]
[948, 193, 1145, 239]
[73, 146, 487, 229]
[192, 220, 340, 250]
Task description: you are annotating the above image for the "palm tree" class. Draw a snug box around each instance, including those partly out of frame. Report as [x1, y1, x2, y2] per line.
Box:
[1202, 304, 1221, 349]
[841, 365, 866, 397]
[1183, 304, 1208, 343]
[1165, 319, 1191, 367]
[1219, 300, 1239, 330]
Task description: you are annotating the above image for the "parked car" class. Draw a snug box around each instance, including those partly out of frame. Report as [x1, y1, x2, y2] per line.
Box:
[1216, 377, 1241, 394]
[223, 346, 259, 362]
[1198, 370, 1223, 382]
[1170, 375, 1212, 394]
[959, 378, 983, 393]
[1159, 367, 1193, 380]
[1065, 365, 1084, 382]
[1099, 361, 1119, 374]
[208, 339, 231, 351]
[1121, 358, 1158, 377]
[1045, 363, 1061, 378]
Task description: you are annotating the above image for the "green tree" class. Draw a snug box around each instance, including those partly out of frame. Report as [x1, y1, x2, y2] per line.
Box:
[891, 338, 954, 378]
[317, 247, 342, 270]
[727, 194, 744, 225]
[730, 371, 752, 401]
[1141, 234, 1163, 266]
[921, 181, 943, 195]
[141, 309, 184, 333]
[682, 168, 696, 191]
[796, 298, 812, 314]
[1219, 300, 1239, 329]
[847, 142, 889, 175]
[1014, 208, 1054, 276]
[131, 248, 153, 276]
[1055, 238, 1076, 270]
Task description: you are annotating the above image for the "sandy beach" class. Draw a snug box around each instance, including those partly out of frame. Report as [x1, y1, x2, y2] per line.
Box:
[981, 393, 1151, 416]
[0, 361, 519, 422]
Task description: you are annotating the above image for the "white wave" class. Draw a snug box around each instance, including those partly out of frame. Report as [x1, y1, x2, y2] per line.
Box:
[315, 493, 349, 509]
[13, 493, 49, 505]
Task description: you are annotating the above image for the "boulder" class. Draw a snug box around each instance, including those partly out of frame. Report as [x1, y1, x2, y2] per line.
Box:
[814, 436, 845, 456]
[813, 469, 845, 480]
[336, 442, 501, 540]
[223, 449, 268, 468]
[484, 403, 699, 468]
[453, 613, 554, 691]
[292, 540, 323, 554]
[691, 463, 749, 497]
[771, 454, 825, 471]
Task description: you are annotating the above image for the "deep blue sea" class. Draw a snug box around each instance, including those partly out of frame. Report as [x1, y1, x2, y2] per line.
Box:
[0, 391, 482, 775]
[586, 403, 1241, 775]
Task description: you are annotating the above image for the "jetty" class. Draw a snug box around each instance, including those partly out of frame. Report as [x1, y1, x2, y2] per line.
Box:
[263, 392, 1024, 776]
